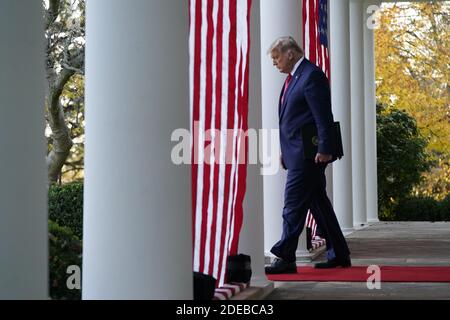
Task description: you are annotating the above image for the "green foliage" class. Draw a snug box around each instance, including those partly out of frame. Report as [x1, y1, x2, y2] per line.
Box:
[48, 182, 83, 299]
[49, 182, 83, 239]
[49, 220, 82, 300]
[394, 194, 450, 221]
[377, 105, 432, 219]
[439, 195, 450, 220]
[394, 197, 440, 221]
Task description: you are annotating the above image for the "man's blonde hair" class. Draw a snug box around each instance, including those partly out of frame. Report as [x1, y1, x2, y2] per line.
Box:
[267, 36, 304, 55]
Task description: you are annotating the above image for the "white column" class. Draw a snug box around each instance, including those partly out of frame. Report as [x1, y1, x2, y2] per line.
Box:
[239, 1, 272, 292]
[350, 0, 367, 227]
[0, 1, 48, 299]
[329, 0, 354, 232]
[260, 0, 308, 261]
[83, 0, 192, 299]
[364, 0, 380, 223]
[325, 167, 334, 203]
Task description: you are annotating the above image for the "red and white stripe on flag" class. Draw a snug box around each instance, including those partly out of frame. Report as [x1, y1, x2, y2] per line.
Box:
[306, 209, 318, 239]
[189, 0, 252, 287]
[302, 0, 330, 79]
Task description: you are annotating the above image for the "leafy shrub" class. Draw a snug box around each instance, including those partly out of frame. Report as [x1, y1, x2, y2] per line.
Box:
[438, 194, 450, 221]
[49, 220, 82, 300]
[394, 197, 440, 221]
[49, 182, 83, 239]
[393, 194, 450, 221]
[376, 105, 431, 218]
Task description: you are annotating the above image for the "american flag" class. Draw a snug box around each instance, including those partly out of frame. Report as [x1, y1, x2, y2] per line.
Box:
[302, 0, 330, 78]
[306, 209, 318, 239]
[189, 0, 252, 287]
[303, 0, 330, 245]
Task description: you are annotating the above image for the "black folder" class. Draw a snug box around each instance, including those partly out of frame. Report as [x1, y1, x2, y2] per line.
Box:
[301, 121, 343, 162]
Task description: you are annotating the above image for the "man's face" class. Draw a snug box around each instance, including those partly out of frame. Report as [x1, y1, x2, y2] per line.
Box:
[271, 50, 292, 74]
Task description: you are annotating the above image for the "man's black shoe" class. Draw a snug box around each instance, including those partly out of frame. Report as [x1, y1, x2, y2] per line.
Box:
[265, 258, 297, 274]
[314, 258, 352, 269]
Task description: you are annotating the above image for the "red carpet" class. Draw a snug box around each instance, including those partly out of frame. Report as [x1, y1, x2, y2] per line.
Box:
[266, 266, 450, 282]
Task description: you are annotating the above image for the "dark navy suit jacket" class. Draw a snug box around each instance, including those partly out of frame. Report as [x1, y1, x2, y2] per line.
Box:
[279, 58, 334, 169]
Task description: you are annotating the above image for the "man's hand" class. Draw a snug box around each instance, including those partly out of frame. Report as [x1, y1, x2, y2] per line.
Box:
[280, 155, 286, 170]
[315, 153, 332, 164]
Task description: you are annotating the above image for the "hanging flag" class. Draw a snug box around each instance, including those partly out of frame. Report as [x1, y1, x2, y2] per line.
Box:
[189, 0, 252, 287]
[302, 0, 330, 78]
[302, 0, 330, 246]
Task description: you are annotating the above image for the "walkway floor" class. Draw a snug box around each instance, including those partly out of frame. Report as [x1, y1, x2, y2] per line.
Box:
[264, 222, 450, 300]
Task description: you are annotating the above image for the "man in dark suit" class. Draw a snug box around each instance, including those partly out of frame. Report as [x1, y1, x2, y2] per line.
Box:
[265, 36, 351, 274]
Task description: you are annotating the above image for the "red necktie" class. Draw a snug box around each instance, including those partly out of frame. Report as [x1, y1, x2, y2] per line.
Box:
[281, 74, 292, 105]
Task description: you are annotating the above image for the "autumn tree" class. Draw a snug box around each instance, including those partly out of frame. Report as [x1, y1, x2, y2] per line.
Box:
[375, 1, 449, 199]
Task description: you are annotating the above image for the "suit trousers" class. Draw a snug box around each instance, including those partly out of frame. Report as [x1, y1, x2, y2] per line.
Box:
[270, 160, 350, 263]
